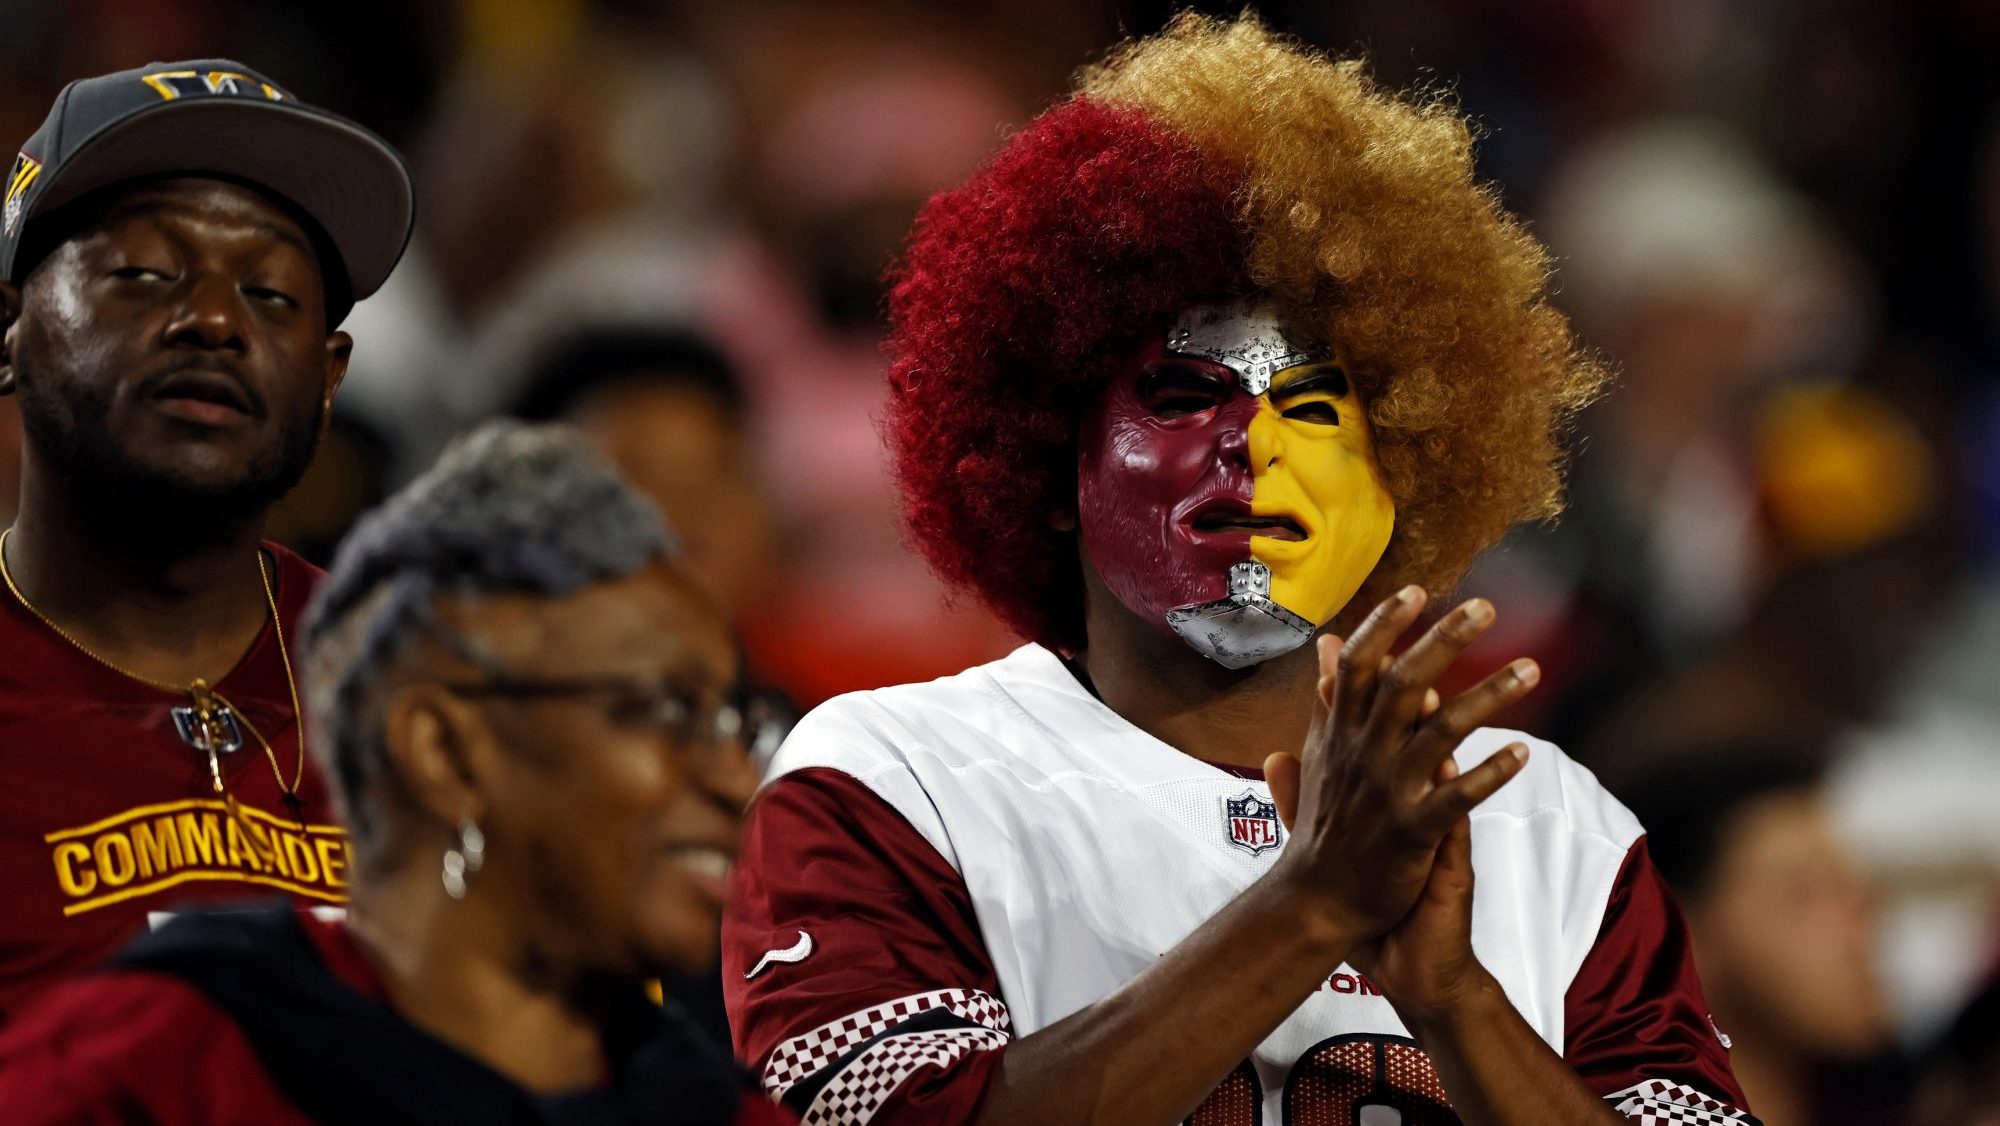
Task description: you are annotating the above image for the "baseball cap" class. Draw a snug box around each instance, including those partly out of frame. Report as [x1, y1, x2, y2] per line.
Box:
[1, 59, 414, 323]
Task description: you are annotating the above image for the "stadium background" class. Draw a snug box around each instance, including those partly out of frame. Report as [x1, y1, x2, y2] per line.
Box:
[2, 0, 1996, 1119]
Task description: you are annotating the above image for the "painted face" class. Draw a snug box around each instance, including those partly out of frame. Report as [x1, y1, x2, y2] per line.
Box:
[1077, 298, 1395, 667]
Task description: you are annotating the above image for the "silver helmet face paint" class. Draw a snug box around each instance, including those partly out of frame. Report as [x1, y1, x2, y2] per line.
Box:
[1164, 560, 1316, 669]
[1160, 298, 1332, 668]
[1166, 298, 1332, 397]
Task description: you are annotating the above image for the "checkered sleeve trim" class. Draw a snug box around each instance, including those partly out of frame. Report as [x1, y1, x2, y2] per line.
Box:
[798, 1024, 1010, 1126]
[1606, 1079, 1762, 1125]
[761, 988, 1011, 1100]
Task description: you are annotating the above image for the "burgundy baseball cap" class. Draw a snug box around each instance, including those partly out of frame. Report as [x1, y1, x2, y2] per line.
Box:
[1, 59, 414, 324]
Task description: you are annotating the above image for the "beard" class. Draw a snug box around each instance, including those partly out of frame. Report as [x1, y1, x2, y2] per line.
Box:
[14, 353, 325, 546]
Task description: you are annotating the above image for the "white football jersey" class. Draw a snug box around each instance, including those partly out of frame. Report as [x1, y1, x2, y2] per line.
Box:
[725, 644, 1753, 1126]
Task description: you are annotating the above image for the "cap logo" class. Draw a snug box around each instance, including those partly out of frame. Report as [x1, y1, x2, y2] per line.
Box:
[4, 152, 42, 237]
[139, 70, 285, 103]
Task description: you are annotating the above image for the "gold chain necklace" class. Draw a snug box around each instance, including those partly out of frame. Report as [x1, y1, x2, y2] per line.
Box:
[0, 528, 306, 817]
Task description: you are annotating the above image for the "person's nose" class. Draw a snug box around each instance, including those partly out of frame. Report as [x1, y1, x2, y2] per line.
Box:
[699, 736, 761, 819]
[161, 272, 247, 354]
[1215, 395, 1263, 472]
[1218, 421, 1247, 469]
[1247, 401, 1283, 474]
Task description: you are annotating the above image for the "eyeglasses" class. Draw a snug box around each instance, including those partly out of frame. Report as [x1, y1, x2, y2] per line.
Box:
[440, 674, 782, 757]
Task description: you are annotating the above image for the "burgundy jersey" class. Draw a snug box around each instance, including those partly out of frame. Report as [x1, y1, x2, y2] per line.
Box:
[724, 644, 1756, 1125]
[0, 542, 347, 1018]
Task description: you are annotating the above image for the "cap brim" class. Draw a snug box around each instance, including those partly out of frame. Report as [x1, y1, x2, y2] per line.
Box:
[29, 97, 413, 300]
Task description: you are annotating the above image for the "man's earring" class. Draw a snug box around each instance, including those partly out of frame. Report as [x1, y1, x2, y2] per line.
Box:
[441, 817, 485, 900]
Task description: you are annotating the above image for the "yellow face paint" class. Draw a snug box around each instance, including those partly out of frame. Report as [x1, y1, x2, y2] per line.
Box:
[1129, 297, 1398, 668]
[1247, 363, 1396, 627]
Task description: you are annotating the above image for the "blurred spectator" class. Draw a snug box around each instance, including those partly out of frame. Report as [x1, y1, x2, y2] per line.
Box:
[1910, 975, 2000, 1126]
[1585, 382, 1953, 773]
[505, 321, 797, 744]
[1822, 386, 2000, 1045]
[333, 23, 736, 483]
[692, 33, 1029, 704]
[513, 325, 778, 630]
[1622, 750, 1909, 1126]
[511, 323, 795, 1048]
[266, 410, 397, 568]
[1450, 118, 1881, 747]
[1542, 119, 1872, 651]
[332, 4, 1031, 708]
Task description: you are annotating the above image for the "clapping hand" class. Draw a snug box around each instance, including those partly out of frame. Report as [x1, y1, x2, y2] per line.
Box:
[1263, 587, 1539, 1002]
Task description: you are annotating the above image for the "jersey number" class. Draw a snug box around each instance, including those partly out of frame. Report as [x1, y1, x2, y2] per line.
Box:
[1188, 1035, 1454, 1126]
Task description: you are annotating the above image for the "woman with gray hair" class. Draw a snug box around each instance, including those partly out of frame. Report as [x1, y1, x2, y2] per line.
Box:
[0, 422, 791, 1126]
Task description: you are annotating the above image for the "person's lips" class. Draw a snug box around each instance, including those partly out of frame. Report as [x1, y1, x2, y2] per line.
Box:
[668, 843, 734, 902]
[147, 368, 258, 426]
[1185, 497, 1308, 541]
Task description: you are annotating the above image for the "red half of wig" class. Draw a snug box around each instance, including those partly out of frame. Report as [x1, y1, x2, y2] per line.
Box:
[883, 97, 1250, 649]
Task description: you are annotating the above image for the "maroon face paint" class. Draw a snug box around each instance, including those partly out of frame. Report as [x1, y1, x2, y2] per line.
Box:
[1077, 299, 1396, 667]
[1077, 334, 1263, 638]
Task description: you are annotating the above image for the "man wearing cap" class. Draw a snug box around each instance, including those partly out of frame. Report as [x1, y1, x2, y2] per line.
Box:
[0, 60, 412, 1017]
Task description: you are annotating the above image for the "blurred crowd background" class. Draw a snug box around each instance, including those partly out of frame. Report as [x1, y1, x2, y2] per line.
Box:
[3, 0, 1998, 1121]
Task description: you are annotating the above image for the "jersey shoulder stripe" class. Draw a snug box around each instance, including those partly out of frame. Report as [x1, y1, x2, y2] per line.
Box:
[1608, 1079, 1762, 1124]
[762, 987, 1011, 1099]
[763, 989, 1011, 1126]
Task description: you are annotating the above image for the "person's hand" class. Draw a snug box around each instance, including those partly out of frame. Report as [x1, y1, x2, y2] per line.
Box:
[1348, 754, 1502, 1028]
[1263, 587, 1538, 952]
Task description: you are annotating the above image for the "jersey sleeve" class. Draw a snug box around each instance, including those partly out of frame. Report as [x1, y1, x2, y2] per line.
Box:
[1564, 837, 1760, 1125]
[724, 767, 1010, 1126]
[0, 970, 310, 1125]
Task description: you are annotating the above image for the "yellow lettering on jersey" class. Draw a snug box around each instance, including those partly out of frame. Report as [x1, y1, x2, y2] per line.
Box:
[51, 842, 95, 897]
[224, 817, 262, 871]
[177, 809, 226, 866]
[130, 816, 184, 878]
[315, 836, 351, 889]
[43, 799, 349, 917]
[93, 833, 136, 887]
[282, 833, 320, 882]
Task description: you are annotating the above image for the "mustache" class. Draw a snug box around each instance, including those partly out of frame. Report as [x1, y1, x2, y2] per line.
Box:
[133, 356, 267, 419]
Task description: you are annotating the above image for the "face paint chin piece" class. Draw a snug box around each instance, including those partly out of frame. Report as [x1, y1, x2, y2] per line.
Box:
[1163, 561, 1316, 669]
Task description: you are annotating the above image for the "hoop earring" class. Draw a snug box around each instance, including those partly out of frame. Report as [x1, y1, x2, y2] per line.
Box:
[441, 817, 485, 900]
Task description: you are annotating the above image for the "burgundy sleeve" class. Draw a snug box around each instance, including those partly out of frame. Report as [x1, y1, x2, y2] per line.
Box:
[0, 970, 310, 1125]
[723, 767, 1009, 1126]
[1564, 837, 1759, 1123]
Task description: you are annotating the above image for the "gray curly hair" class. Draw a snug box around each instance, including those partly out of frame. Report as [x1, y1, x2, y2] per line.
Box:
[303, 420, 677, 854]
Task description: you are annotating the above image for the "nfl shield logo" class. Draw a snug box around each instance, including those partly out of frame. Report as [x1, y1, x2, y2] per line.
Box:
[1223, 790, 1284, 856]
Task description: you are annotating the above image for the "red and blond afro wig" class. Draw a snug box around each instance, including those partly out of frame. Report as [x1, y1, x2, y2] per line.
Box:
[884, 13, 1606, 652]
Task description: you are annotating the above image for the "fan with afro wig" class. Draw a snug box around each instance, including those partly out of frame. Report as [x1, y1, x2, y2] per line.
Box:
[884, 12, 1605, 654]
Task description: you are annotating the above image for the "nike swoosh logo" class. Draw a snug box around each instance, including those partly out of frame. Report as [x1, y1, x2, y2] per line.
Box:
[745, 930, 814, 980]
